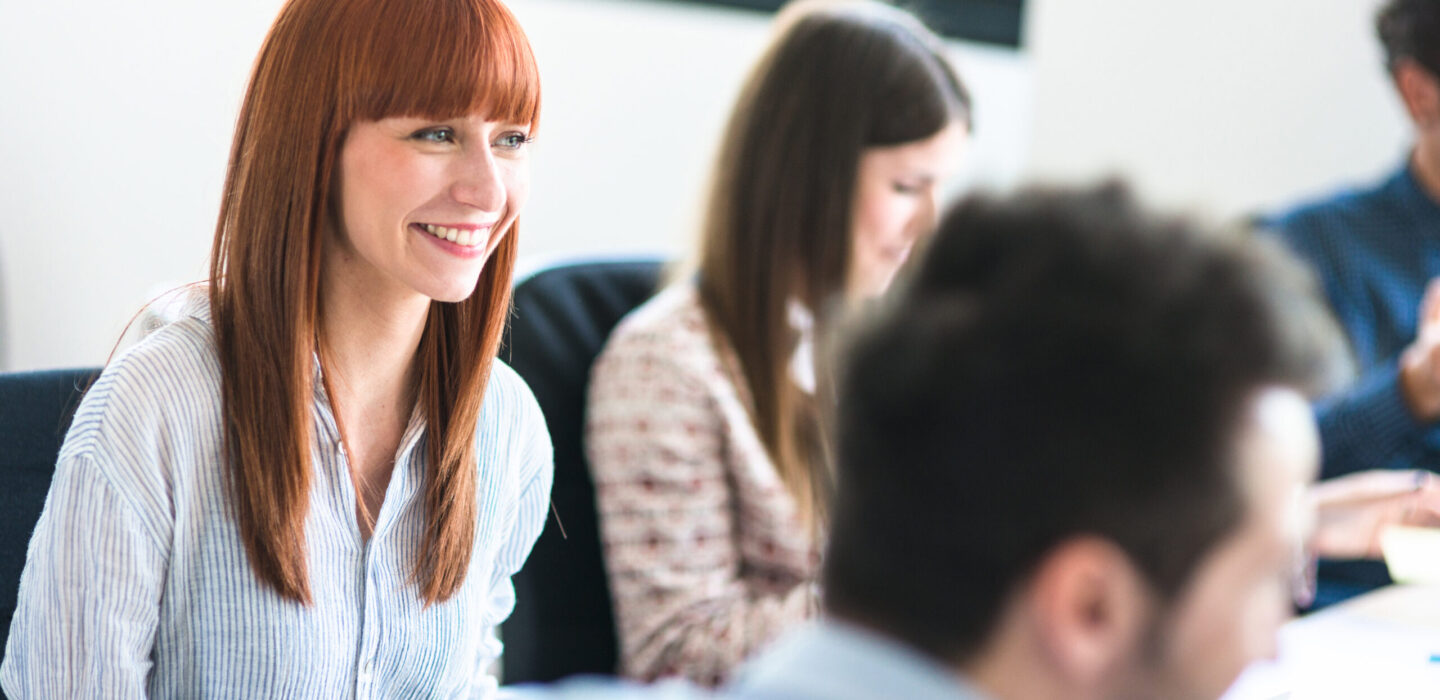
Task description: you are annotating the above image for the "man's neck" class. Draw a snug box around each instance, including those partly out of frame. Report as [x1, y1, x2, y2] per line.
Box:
[961, 625, 1103, 700]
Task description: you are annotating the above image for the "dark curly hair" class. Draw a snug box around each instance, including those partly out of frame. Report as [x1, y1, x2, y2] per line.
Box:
[1378, 0, 1440, 77]
[822, 182, 1347, 664]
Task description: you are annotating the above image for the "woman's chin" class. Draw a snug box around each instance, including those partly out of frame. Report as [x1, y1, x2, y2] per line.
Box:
[420, 275, 487, 305]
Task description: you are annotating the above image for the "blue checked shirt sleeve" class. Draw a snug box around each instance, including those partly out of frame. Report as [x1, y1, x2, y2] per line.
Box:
[1263, 191, 1438, 480]
[1314, 362, 1429, 479]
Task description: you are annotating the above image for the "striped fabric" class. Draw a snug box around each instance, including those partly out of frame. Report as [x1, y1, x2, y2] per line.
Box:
[0, 297, 553, 699]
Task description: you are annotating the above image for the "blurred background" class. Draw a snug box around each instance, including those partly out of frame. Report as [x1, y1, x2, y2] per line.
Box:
[0, 0, 1410, 372]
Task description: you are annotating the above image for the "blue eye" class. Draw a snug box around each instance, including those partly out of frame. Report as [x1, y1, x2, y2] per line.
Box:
[412, 127, 456, 144]
[496, 132, 533, 151]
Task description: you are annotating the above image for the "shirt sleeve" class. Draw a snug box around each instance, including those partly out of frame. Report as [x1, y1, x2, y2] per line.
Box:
[1261, 213, 1435, 479]
[1, 452, 167, 698]
[471, 390, 554, 700]
[1314, 362, 1431, 479]
[586, 337, 814, 687]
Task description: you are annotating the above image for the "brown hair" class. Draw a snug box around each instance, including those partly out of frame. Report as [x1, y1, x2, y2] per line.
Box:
[208, 0, 540, 604]
[696, 0, 970, 527]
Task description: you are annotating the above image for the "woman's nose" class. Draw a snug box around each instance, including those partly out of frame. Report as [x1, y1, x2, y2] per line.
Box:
[913, 186, 941, 238]
[451, 148, 506, 212]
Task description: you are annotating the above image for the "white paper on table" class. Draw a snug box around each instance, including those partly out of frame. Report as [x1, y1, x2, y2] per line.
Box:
[1222, 586, 1440, 699]
[1382, 526, 1440, 585]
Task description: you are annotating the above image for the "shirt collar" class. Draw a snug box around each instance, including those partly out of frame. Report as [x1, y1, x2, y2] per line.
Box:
[1396, 155, 1440, 219]
[788, 299, 816, 395]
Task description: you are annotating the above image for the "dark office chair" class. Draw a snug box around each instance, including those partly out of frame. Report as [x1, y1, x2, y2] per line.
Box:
[499, 257, 665, 684]
[0, 367, 102, 665]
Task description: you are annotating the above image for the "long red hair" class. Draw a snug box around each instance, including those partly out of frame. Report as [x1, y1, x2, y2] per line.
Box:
[209, 0, 541, 605]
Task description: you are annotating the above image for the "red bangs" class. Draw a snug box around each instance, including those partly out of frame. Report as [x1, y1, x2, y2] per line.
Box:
[345, 0, 541, 129]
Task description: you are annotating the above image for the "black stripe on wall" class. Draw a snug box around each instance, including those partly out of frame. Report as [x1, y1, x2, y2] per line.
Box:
[657, 0, 1026, 48]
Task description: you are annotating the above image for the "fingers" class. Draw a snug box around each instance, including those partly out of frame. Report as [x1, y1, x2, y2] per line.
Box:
[1309, 469, 1430, 507]
[1412, 471, 1440, 522]
[1309, 470, 1440, 559]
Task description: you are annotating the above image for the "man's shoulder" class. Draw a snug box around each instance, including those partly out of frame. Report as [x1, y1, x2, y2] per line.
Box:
[1262, 164, 1430, 270]
[1272, 187, 1380, 234]
[724, 622, 990, 700]
[1268, 165, 1420, 240]
[505, 677, 711, 700]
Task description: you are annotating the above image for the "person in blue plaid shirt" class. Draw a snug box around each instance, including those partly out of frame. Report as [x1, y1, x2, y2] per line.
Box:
[1266, 0, 1440, 606]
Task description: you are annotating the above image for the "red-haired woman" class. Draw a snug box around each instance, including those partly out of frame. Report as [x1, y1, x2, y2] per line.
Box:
[0, 0, 549, 696]
[586, 0, 971, 686]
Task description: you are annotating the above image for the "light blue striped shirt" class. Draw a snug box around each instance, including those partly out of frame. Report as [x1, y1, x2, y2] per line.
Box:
[512, 619, 992, 700]
[0, 299, 553, 699]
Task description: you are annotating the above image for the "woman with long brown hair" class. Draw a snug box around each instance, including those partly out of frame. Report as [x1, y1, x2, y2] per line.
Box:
[1, 0, 549, 696]
[585, 0, 972, 685]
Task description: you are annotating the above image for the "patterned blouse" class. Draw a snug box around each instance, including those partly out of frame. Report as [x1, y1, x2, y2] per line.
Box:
[586, 284, 821, 686]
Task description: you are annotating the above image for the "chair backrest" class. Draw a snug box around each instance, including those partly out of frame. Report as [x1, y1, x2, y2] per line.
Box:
[0, 367, 102, 661]
[499, 258, 664, 684]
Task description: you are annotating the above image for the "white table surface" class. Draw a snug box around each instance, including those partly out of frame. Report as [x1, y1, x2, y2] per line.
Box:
[1222, 584, 1440, 699]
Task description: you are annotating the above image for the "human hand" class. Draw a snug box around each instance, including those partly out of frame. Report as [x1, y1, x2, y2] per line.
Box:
[1307, 469, 1440, 559]
[1399, 278, 1440, 421]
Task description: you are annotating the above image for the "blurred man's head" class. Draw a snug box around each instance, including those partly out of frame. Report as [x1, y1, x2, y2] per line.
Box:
[822, 184, 1346, 700]
[1379, 1, 1440, 166]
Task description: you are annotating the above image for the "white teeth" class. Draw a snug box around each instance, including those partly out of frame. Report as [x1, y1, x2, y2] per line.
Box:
[420, 224, 484, 247]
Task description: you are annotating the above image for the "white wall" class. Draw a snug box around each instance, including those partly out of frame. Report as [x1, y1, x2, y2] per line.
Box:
[0, 0, 284, 372]
[0, 0, 1413, 372]
[512, 0, 1032, 267]
[0, 0, 1029, 372]
[1025, 0, 1410, 217]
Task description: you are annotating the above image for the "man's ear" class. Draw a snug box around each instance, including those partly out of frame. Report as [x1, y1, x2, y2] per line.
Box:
[1027, 536, 1153, 689]
[1395, 59, 1440, 129]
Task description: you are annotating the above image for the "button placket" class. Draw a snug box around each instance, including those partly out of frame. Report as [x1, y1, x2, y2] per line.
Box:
[355, 545, 380, 697]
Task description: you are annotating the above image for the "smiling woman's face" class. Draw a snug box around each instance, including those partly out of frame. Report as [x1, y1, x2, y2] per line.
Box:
[329, 114, 533, 305]
[847, 121, 967, 299]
